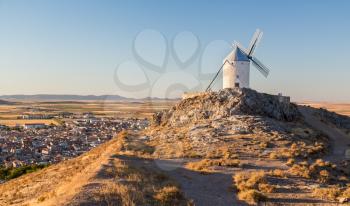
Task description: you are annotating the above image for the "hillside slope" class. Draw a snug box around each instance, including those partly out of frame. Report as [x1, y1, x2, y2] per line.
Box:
[0, 132, 189, 206]
[0, 99, 14, 105]
[0, 135, 122, 206]
[1, 88, 350, 205]
[146, 88, 350, 205]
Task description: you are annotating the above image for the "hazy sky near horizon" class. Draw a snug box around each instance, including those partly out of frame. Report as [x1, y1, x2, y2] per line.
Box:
[0, 0, 349, 102]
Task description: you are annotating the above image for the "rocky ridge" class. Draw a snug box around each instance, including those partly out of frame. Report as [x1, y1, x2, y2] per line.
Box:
[153, 88, 301, 126]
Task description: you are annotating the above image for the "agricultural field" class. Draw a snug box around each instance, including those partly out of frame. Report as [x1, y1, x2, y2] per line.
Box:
[299, 102, 350, 116]
[0, 100, 176, 127]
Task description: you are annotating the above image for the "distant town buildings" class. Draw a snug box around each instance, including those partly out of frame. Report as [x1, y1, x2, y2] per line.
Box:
[23, 123, 47, 129]
[0, 116, 148, 170]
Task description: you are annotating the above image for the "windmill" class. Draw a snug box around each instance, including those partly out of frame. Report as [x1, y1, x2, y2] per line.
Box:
[206, 29, 270, 91]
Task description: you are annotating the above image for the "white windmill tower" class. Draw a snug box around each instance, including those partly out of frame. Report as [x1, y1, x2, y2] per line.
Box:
[206, 29, 270, 91]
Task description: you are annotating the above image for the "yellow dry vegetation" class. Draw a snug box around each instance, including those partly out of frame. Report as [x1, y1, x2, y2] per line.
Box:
[233, 171, 272, 204]
[0, 119, 58, 127]
[186, 159, 240, 173]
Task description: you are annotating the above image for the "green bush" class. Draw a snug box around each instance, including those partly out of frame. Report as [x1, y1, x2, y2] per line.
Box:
[0, 164, 48, 180]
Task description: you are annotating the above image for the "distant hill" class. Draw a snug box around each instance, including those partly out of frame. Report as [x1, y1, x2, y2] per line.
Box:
[0, 99, 14, 105]
[0, 95, 180, 101]
[0, 95, 132, 101]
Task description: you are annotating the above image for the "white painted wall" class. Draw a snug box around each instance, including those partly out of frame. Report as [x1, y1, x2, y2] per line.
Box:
[234, 61, 250, 88]
[223, 61, 250, 89]
[223, 62, 235, 89]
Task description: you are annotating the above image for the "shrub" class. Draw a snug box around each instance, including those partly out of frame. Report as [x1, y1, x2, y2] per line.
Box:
[341, 187, 350, 199]
[286, 158, 295, 166]
[269, 169, 287, 178]
[308, 159, 335, 183]
[0, 164, 49, 181]
[154, 186, 184, 204]
[186, 159, 240, 172]
[233, 171, 272, 204]
[37, 196, 46, 202]
[312, 187, 342, 201]
[237, 189, 267, 205]
[318, 170, 331, 184]
[288, 164, 310, 179]
[258, 183, 274, 193]
[259, 142, 268, 149]
[234, 171, 267, 191]
[269, 152, 278, 159]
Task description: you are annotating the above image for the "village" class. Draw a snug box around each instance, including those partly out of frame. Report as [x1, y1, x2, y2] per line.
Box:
[0, 113, 149, 171]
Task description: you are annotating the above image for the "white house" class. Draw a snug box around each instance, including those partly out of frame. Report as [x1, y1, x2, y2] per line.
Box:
[23, 123, 47, 129]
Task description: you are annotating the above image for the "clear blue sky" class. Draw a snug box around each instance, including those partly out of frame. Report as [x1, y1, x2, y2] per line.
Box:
[0, 0, 349, 102]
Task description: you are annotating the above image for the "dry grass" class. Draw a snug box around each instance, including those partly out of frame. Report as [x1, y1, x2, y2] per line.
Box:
[312, 185, 350, 203]
[92, 158, 189, 206]
[237, 189, 267, 205]
[153, 186, 184, 205]
[341, 187, 350, 199]
[206, 146, 235, 159]
[0, 101, 174, 125]
[288, 163, 311, 178]
[0, 130, 190, 206]
[96, 182, 135, 206]
[0, 119, 58, 127]
[183, 150, 203, 158]
[312, 187, 342, 201]
[269, 169, 288, 178]
[233, 171, 272, 204]
[276, 142, 326, 160]
[286, 158, 295, 166]
[0, 131, 126, 205]
[269, 152, 278, 159]
[259, 141, 269, 148]
[186, 159, 240, 173]
[287, 159, 337, 184]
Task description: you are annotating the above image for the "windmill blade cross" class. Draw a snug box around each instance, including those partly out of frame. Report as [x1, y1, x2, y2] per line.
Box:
[248, 29, 263, 56]
[250, 56, 270, 78]
[205, 60, 228, 92]
[233, 41, 248, 55]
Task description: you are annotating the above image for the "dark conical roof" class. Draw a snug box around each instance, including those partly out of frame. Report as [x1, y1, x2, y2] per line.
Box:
[225, 47, 250, 62]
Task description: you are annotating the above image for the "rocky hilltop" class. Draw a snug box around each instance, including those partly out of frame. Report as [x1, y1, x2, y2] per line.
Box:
[153, 88, 301, 126]
[146, 88, 350, 205]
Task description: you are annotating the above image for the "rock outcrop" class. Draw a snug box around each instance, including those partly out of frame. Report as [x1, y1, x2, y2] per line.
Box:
[152, 88, 301, 126]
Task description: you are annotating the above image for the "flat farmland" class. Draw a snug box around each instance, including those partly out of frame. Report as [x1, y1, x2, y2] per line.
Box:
[0, 119, 58, 127]
[34, 101, 176, 118]
[299, 102, 350, 116]
[0, 100, 177, 126]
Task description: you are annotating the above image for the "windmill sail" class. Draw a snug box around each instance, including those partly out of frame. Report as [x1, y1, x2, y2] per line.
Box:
[205, 60, 227, 92]
[233, 41, 248, 55]
[247, 29, 263, 56]
[251, 56, 270, 77]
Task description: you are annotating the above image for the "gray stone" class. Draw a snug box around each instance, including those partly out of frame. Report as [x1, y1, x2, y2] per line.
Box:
[152, 88, 302, 126]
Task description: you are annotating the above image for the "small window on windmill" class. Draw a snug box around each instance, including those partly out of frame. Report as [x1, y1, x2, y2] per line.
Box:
[237, 75, 239, 79]
[235, 83, 240, 88]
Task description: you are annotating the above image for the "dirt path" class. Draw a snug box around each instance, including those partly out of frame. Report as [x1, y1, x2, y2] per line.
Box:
[299, 106, 350, 161]
[117, 156, 245, 206]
